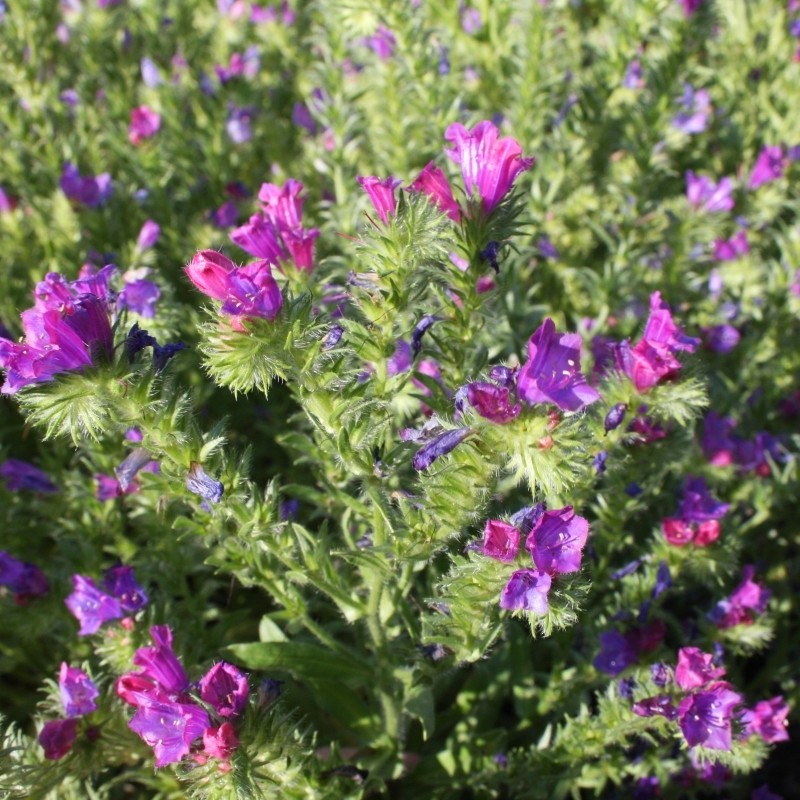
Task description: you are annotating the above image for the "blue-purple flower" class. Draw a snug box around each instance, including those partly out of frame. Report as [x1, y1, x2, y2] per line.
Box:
[59, 663, 99, 717]
[60, 163, 112, 207]
[499, 569, 551, 613]
[0, 459, 58, 493]
[677, 682, 742, 750]
[525, 506, 590, 575]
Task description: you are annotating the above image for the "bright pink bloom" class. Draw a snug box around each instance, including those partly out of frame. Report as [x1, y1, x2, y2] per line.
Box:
[230, 214, 288, 265]
[742, 697, 790, 743]
[686, 171, 734, 212]
[185, 250, 235, 300]
[203, 722, 240, 760]
[478, 520, 520, 562]
[675, 647, 726, 690]
[748, 146, 786, 190]
[711, 565, 771, 628]
[357, 175, 402, 225]
[444, 120, 534, 214]
[128, 106, 161, 145]
[408, 162, 461, 221]
[713, 230, 749, 261]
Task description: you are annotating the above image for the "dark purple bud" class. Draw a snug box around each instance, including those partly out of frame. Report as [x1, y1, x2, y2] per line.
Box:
[279, 499, 300, 520]
[412, 428, 471, 471]
[152, 341, 186, 373]
[509, 502, 546, 536]
[115, 448, 152, 491]
[322, 325, 344, 350]
[604, 403, 628, 433]
[39, 718, 78, 760]
[419, 643, 450, 661]
[488, 364, 517, 388]
[652, 561, 671, 598]
[0, 459, 58, 493]
[125, 323, 157, 362]
[625, 482, 643, 497]
[493, 753, 509, 769]
[480, 240, 501, 273]
[258, 678, 284, 706]
[632, 695, 677, 720]
[411, 315, 440, 357]
[611, 558, 643, 580]
[536, 235, 559, 259]
[650, 662, 672, 687]
[103, 565, 148, 613]
[617, 677, 636, 699]
[593, 450, 608, 474]
[186, 463, 224, 504]
[0, 551, 50, 598]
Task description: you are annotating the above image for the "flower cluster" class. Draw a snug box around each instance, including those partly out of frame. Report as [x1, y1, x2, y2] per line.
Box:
[39, 664, 100, 760]
[117, 626, 249, 767]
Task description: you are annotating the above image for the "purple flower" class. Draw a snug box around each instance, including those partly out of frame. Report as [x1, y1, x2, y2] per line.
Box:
[499, 569, 551, 613]
[128, 105, 161, 145]
[226, 106, 253, 144]
[461, 7, 482, 34]
[129, 698, 210, 767]
[103, 565, 148, 613]
[678, 476, 729, 523]
[675, 647, 726, 690]
[211, 201, 239, 228]
[525, 506, 590, 575]
[199, 662, 249, 718]
[65, 575, 124, 635]
[357, 175, 402, 225]
[412, 428, 471, 470]
[711, 565, 771, 628]
[741, 697, 790, 743]
[39, 718, 78, 760]
[60, 163, 112, 207]
[632, 695, 677, 720]
[230, 214, 288, 265]
[0, 551, 50, 599]
[672, 85, 712, 134]
[220, 261, 283, 321]
[593, 629, 639, 676]
[120, 279, 160, 318]
[650, 662, 672, 686]
[678, 0, 703, 15]
[604, 403, 628, 433]
[702, 411, 737, 466]
[140, 56, 162, 87]
[516, 318, 600, 412]
[677, 682, 742, 750]
[292, 101, 317, 134]
[748, 146, 785, 190]
[0, 459, 58, 493]
[186, 463, 224, 504]
[387, 340, 413, 375]
[135, 220, 161, 251]
[713, 230, 749, 261]
[478, 519, 520, 562]
[622, 59, 644, 89]
[444, 120, 534, 214]
[705, 324, 740, 354]
[686, 171, 734, 213]
[411, 315, 440, 357]
[59, 663, 99, 717]
[466, 382, 521, 424]
[407, 162, 461, 221]
[133, 625, 190, 695]
[359, 25, 396, 59]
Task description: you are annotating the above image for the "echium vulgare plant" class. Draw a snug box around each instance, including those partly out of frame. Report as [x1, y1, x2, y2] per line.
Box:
[0, 0, 798, 799]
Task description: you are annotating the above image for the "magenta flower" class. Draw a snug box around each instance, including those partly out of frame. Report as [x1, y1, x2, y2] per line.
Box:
[408, 162, 462, 221]
[713, 230, 749, 261]
[741, 697, 790, 743]
[517, 319, 599, 412]
[65, 575, 124, 635]
[39, 718, 78, 760]
[525, 506, 589, 575]
[685, 171, 734, 213]
[615, 292, 699, 393]
[466, 381, 521, 424]
[199, 662, 249, 718]
[675, 647, 726, 690]
[711, 565, 771, 628]
[203, 722, 240, 760]
[0, 551, 50, 600]
[359, 24, 396, 60]
[185, 250, 234, 300]
[96, 473, 137, 500]
[672, 85, 712, 134]
[678, 682, 742, 750]
[0, 459, 58, 493]
[478, 519, 520, 562]
[748, 146, 786, 190]
[128, 698, 210, 767]
[230, 214, 288, 265]
[444, 120, 534, 214]
[357, 175, 402, 225]
[678, 0, 704, 15]
[632, 695, 677, 720]
[128, 105, 161, 145]
[60, 162, 112, 207]
[59, 663, 99, 717]
[133, 625, 190, 695]
[259, 179, 305, 229]
[499, 569, 551, 613]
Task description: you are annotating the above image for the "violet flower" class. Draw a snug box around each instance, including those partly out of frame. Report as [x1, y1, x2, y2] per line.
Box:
[199, 662, 249, 718]
[477, 519, 520, 562]
[359, 25, 396, 59]
[102, 565, 148, 613]
[705, 324, 740, 354]
[226, 106, 253, 144]
[65, 575, 124, 635]
[517, 318, 600, 412]
[444, 120, 534, 214]
[186, 462, 224, 504]
[59, 663, 99, 717]
[220, 261, 283, 321]
[710, 565, 771, 628]
[679, 0, 703, 15]
[412, 427, 471, 471]
[621, 59, 644, 89]
[685, 171, 734, 213]
[499, 569, 551, 613]
[407, 162, 462, 221]
[632, 695, 677, 720]
[135, 220, 161, 251]
[741, 697, 790, 743]
[132, 625, 190, 695]
[701, 411, 737, 466]
[128, 698, 210, 767]
[677, 681, 742, 750]
[357, 175, 402, 225]
[120, 278, 160, 318]
[230, 214, 288, 264]
[672, 85, 712, 134]
[525, 506, 590, 575]
[593, 629, 639, 676]
[748, 146, 786, 190]
[0, 551, 50, 599]
[713, 230, 749, 261]
[674, 647, 726, 690]
[0, 459, 58, 493]
[604, 403, 628, 433]
[39, 718, 78, 760]
[60, 162, 112, 207]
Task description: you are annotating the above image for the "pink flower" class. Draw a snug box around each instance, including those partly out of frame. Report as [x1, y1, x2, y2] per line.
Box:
[128, 106, 161, 145]
[357, 175, 402, 225]
[478, 520, 520, 562]
[185, 250, 235, 301]
[675, 647, 726, 690]
[444, 120, 534, 214]
[742, 697, 790, 743]
[407, 162, 461, 221]
[748, 146, 786, 190]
